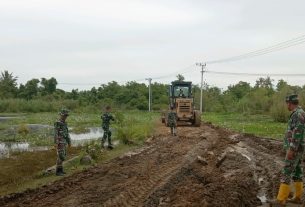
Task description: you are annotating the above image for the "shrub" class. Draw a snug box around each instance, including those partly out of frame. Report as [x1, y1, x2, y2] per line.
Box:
[17, 124, 30, 136]
[83, 141, 102, 160]
[114, 112, 155, 144]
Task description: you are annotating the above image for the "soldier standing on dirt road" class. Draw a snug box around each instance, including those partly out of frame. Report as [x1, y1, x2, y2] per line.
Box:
[54, 109, 71, 176]
[268, 94, 305, 206]
[168, 105, 177, 136]
[101, 106, 115, 149]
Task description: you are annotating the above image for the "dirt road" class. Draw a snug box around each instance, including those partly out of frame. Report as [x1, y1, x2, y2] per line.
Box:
[0, 123, 302, 206]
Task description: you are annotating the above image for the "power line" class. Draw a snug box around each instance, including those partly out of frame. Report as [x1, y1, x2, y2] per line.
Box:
[58, 82, 102, 86]
[206, 70, 305, 77]
[206, 34, 305, 64]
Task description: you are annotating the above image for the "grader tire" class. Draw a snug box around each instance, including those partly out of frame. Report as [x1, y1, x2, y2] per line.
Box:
[194, 110, 201, 127]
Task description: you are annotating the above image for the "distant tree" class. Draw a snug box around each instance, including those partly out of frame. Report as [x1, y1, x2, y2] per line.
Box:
[22, 79, 40, 99]
[254, 77, 274, 96]
[40, 77, 57, 95]
[227, 81, 251, 99]
[255, 77, 273, 89]
[0, 70, 18, 98]
[98, 81, 122, 100]
[89, 87, 98, 103]
[71, 89, 79, 100]
[176, 74, 185, 81]
[276, 79, 288, 91]
[18, 84, 26, 98]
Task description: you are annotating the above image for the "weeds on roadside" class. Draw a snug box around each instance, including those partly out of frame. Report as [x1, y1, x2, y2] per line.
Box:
[81, 141, 102, 160]
[114, 111, 155, 145]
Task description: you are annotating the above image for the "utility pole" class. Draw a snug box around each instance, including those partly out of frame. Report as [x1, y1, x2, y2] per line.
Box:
[146, 78, 152, 111]
[195, 63, 206, 113]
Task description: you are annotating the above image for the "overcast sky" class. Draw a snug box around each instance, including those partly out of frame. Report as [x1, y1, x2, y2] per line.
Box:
[0, 0, 304, 91]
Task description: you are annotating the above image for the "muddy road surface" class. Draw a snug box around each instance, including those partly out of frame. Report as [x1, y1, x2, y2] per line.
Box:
[0, 123, 301, 207]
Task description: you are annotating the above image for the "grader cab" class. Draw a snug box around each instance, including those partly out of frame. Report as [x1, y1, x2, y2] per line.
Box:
[162, 81, 201, 127]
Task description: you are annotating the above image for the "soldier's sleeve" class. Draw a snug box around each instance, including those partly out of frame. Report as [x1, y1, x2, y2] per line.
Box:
[102, 114, 106, 122]
[110, 114, 114, 121]
[290, 112, 305, 151]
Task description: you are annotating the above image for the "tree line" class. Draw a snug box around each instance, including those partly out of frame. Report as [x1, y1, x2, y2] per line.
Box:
[0, 70, 304, 122]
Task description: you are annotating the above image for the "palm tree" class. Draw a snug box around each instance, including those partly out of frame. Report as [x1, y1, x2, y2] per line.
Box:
[0, 70, 18, 98]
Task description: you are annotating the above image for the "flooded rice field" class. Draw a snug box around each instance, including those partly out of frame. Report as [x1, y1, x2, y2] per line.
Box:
[0, 124, 105, 158]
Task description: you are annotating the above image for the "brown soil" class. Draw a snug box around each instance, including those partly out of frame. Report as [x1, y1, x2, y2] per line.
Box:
[0, 123, 301, 207]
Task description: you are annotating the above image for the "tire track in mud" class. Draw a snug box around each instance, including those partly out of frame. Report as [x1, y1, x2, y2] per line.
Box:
[235, 136, 284, 202]
[0, 125, 213, 207]
[103, 125, 214, 207]
[0, 123, 292, 207]
[102, 126, 213, 207]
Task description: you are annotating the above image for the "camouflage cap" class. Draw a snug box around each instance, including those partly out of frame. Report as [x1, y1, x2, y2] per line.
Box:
[59, 108, 69, 116]
[285, 94, 298, 103]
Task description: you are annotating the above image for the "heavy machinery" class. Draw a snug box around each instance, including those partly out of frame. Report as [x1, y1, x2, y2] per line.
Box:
[161, 81, 201, 127]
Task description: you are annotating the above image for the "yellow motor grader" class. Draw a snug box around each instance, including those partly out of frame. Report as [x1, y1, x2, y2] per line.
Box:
[161, 81, 201, 127]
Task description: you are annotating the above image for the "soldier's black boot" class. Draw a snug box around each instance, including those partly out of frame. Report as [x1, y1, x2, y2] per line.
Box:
[56, 167, 64, 176]
[55, 167, 59, 176]
[61, 167, 66, 175]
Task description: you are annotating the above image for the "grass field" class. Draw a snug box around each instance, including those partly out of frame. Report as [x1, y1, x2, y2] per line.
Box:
[0, 111, 159, 196]
[1, 111, 288, 196]
[203, 112, 287, 139]
[0, 111, 160, 145]
[0, 144, 139, 196]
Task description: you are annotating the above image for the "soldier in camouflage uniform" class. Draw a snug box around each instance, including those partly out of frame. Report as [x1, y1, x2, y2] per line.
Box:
[269, 95, 305, 206]
[54, 109, 71, 176]
[101, 106, 115, 149]
[167, 106, 177, 136]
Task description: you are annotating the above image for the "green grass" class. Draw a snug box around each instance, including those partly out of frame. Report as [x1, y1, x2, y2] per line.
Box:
[0, 111, 159, 196]
[114, 111, 158, 144]
[203, 112, 287, 139]
[0, 111, 159, 145]
[0, 147, 81, 195]
[0, 144, 138, 196]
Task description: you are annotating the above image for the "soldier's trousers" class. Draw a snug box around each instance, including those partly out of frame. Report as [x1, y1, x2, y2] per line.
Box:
[169, 124, 176, 135]
[102, 127, 112, 146]
[281, 150, 304, 184]
[56, 143, 67, 168]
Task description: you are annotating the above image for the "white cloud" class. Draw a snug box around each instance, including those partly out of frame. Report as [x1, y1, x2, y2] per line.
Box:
[0, 0, 304, 91]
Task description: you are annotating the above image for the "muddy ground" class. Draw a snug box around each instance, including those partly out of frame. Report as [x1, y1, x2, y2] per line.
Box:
[0, 123, 302, 207]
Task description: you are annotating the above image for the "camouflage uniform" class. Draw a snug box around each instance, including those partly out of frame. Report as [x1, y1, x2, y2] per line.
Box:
[267, 95, 305, 205]
[54, 109, 71, 175]
[101, 112, 114, 148]
[281, 105, 305, 184]
[168, 111, 177, 135]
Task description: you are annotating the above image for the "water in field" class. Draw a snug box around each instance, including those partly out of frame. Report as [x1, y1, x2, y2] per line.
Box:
[0, 142, 49, 158]
[0, 117, 18, 122]
[0, 126, 105, 158]
[70, 127, 104, 146]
